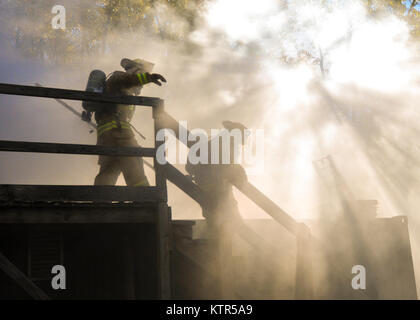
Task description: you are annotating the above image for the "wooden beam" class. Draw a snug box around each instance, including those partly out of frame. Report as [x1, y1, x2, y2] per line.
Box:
[0, 185, 163, 203]
[159, 111, 196, 148]
[163, 163, 211, 209]
[232, 181, 300, 236]
[0, 252, 50, 300]
[0, 205, 156, 224]
[0, 83, 162, 107]
[0, 140, 155, 157]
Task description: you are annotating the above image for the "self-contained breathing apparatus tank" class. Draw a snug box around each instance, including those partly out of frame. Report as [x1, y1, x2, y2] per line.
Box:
[82, 70, 107, 122]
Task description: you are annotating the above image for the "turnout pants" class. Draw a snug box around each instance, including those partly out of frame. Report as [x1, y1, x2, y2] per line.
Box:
[94, 127, 149, 187]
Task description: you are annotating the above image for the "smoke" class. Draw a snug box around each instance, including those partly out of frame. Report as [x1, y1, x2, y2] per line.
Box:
[1, 0, 420, 298]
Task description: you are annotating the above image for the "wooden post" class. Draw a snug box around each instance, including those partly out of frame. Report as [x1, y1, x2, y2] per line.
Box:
[153, 100, 171, 299]
[295, 223, 313, 299]
[155, 202, 171, 299]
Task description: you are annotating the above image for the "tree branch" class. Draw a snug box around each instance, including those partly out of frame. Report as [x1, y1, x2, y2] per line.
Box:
[408, 0, 418, 13]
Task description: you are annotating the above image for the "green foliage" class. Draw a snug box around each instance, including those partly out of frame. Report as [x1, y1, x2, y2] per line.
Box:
[364, 0, 420, 38]
[0, 0, 205, 64]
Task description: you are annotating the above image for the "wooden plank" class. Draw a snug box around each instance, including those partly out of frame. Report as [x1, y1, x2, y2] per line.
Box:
[0, 140, 155, 157]
[0, 82, 162, 107]
[0, 205, 155, 224]
[0, 252, 50, 300]
[159, 111, 196, 148]
[0, 185, 163, 203]
[232, 181, 300, 235]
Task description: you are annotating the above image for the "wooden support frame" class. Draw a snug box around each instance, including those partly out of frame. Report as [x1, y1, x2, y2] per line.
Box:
[0, 252, 50, 300]
[0, 82, 317, 299]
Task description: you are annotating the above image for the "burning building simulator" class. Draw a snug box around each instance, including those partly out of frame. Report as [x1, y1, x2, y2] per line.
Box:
[0, 73, 416, 299]
[1, 0, 420, 304]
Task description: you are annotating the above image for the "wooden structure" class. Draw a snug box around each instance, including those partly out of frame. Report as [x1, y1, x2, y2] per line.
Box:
[5, 82, 402, 300]
[0, 82, 417, 300]
[0, 83, 171, 299]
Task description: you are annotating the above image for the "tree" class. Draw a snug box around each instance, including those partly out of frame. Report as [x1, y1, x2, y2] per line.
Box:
[365, 0, 420, 38]
[0, 0, 418, 65]
[0, 0, 205, 64]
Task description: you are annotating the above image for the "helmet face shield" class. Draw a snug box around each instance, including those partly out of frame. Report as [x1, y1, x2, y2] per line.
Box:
[126, 66, 142, 75]
[121, 58, 154, 73]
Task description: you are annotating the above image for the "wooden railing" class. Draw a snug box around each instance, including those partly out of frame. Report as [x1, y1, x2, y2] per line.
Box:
[0, 82, 166, 192]
[0, 83, 162, 107]
[0, 82, 170, 299]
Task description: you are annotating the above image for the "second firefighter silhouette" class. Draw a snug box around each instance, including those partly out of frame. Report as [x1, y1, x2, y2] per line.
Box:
[94, 58, 166, 186]
[186, 121, 249, 232]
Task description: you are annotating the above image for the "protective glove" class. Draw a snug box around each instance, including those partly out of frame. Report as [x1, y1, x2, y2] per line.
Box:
[148, 73, 167, 86]
[137, 73, 167, 86]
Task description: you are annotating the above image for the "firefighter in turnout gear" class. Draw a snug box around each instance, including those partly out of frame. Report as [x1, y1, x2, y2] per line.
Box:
[94, 58, 166, 186]
[186, 121, 249, 234]
[186, 120, 249, 298]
